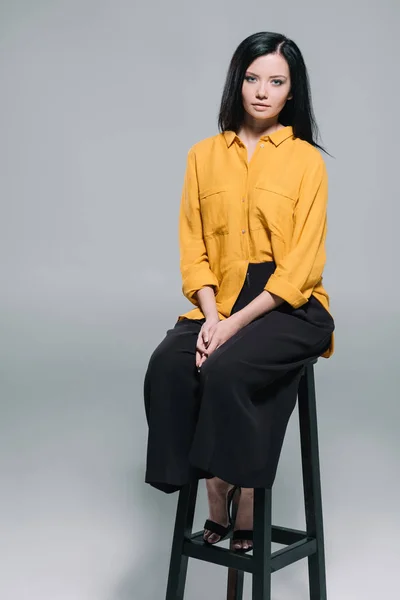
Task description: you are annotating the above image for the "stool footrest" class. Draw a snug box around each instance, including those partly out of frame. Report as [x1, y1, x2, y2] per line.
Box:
[182, 535, 316, 574]
[270, 538, 317, 572]
[271, 525, 308, 545]
[190, 524, 307, 546]
[183, 538, 254, 573]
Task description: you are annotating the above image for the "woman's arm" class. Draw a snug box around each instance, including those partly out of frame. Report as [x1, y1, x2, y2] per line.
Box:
[263, 153, 329, 308]
[179, 148, 220, 307]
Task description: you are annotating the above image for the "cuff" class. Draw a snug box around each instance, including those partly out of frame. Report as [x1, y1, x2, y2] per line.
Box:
[264, 274, 308, 309]
[183, 271, 219, 304]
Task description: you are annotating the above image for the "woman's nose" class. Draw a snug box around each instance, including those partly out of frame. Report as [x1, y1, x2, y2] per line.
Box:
[256, 84, 268, 98]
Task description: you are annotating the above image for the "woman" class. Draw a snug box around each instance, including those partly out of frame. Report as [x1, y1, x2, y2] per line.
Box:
[143, 31, 335, 553]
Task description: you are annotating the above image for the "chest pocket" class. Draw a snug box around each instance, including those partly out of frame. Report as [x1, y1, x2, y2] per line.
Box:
[199, 187, 229, 237]
[252, 185, 295, 236]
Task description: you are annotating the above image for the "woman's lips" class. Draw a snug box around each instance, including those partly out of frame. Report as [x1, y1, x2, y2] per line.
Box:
[252, 104, 270, 110]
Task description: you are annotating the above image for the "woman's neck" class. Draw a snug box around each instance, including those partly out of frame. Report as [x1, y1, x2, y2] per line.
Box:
[237, 119, 285, 145]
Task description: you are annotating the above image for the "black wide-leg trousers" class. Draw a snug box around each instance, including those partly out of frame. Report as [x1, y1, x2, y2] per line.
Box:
[144, 262, 335, 494]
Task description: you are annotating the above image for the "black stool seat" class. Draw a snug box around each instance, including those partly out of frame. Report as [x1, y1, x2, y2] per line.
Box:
[165, 359, 327, 600]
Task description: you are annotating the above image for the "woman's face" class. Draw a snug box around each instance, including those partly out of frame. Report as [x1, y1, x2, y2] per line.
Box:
[241, 53, 292, 122]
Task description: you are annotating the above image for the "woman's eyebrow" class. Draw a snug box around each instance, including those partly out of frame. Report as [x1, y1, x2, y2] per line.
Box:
[245, 71, 287, 79]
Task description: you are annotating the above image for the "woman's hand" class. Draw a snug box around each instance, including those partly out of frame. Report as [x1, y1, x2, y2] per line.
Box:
[196, 316, 220, 369]
[196, 314, 243, 369]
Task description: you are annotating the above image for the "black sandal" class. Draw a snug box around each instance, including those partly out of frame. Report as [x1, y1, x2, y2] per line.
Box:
[203, 485, 238, 545]
[232, 529, 253, 553]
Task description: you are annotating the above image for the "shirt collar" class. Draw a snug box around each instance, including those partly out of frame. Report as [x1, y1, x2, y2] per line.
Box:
[223, 125, 294, 148]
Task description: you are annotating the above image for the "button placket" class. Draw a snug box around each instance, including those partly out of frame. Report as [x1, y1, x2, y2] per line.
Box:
[241, 187, 247, 235]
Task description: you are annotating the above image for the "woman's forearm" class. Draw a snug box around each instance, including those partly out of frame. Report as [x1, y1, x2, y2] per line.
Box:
[195, 286, 219, 321]
[233, 290, 285, 328]
[196, 287, 285, 326]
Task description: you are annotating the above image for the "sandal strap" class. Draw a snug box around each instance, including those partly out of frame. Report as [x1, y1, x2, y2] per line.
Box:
[203, 519, 231, 538]
[232, 529, 253, 541]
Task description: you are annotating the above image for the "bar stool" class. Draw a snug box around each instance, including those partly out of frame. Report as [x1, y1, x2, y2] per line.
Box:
[165, 358, 328, 599]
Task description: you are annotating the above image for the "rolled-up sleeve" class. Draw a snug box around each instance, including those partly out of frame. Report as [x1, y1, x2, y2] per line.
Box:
[264, 154, 328, 308]
[179, 148, 219, 305]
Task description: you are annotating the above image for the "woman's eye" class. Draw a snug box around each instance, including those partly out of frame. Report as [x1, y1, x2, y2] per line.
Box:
[245, 76, 284, 85]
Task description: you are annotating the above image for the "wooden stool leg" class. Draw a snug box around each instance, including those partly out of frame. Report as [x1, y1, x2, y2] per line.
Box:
[252, 488, 272, 600]
[165, 481, 198, 600]
[226, 487, 244, 600]
[298, 364, 327, 600]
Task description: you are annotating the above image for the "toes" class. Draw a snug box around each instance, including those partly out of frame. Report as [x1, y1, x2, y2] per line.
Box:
[244, 540, 253, 551]
[203, 529, 221, 544]
[232, 539, 253, 551]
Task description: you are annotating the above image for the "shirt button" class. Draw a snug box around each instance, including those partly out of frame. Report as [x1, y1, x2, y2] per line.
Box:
[242, 198, 245, 202]
[242, 229, 246, 234]
[260, 143, 265, 148]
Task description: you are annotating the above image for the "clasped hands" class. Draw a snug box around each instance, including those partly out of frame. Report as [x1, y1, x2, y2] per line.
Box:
[195, 314, 243, 370]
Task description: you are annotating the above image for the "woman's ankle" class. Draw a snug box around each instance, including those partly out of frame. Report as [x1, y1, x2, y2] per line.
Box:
[233, 488, 254, 530]
[203, 478, 235, 543]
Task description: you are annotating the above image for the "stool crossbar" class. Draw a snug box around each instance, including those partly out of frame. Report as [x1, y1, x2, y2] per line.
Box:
[165, 359, 327, 600]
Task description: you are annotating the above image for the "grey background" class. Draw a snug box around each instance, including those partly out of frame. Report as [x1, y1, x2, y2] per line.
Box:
[0, 1, 399, 599]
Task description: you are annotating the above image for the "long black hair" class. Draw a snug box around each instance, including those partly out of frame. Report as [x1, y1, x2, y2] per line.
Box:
[218, 31, 331, 156]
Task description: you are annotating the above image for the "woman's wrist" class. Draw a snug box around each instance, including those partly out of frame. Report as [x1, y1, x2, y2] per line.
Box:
[196, 286, 219, 322]
[205, 313, 219, 324]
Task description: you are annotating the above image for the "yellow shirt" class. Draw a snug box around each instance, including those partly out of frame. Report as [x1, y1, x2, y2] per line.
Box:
[177, 125, 334, 358]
